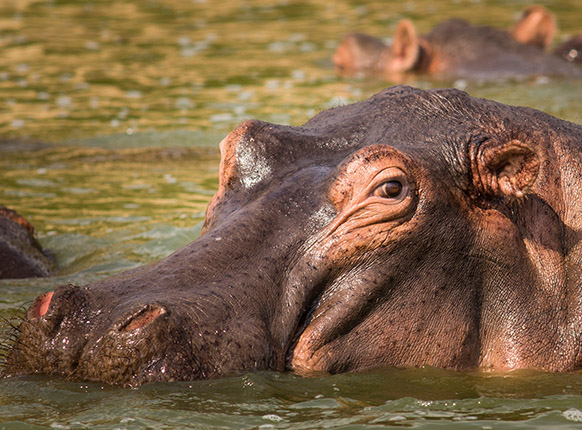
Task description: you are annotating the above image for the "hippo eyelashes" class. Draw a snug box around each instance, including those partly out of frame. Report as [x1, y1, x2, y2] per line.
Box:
[331, 147, 410, 202]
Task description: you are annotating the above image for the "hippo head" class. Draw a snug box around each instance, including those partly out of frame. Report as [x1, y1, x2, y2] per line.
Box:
[333, 20, 421, 76]
[3, 86, 582, 385]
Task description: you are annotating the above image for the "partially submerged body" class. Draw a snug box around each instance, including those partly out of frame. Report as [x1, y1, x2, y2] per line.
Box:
[0, 205, 54, 279]
[333, 6, 581, 80]
[3, 86, 582, 385]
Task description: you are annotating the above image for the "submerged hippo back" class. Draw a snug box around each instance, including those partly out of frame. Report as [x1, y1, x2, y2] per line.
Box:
[425, 19, 582, 79]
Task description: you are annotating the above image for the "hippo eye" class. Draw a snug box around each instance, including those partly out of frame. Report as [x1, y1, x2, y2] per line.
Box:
[374, 180, 404, 199]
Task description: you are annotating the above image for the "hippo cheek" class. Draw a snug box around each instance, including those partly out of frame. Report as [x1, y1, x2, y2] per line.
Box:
[287, 146, 420, 373]
[287, 266, 395, 374]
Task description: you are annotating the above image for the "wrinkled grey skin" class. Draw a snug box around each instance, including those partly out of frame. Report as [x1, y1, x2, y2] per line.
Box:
[425, 19, 582, 79]
[0, 206, 53, 279]
[3, 86, 582, 386]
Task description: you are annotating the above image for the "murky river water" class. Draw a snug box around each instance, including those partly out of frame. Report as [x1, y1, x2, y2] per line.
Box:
[1, 0, 582, 428]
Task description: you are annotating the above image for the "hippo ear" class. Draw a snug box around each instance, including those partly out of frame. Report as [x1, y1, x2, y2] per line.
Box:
[511, 5, 556, 49]
[473, 140, 540, 199]
[202, 120, 271, 233]
[389, 19, 420, 72]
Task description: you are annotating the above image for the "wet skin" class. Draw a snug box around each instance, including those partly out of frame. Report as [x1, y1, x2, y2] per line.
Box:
[333, 7, 581, 80]
[3, 85, 582, 385]
[0, 206, 53, 279]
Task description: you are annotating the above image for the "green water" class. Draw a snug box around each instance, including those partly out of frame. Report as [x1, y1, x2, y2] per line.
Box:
[1, 370, 582, 429]
[1, 0, 582, 428]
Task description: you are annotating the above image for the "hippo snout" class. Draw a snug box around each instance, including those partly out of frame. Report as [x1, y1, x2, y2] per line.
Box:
[8, 286, 202, 385]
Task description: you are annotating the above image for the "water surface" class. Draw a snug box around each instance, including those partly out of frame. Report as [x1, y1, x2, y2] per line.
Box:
[1, 0, 582, 428]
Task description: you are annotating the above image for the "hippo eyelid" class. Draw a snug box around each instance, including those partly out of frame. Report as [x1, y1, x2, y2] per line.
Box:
[325, 165, 415, 236]
[366, 167, 410, 204]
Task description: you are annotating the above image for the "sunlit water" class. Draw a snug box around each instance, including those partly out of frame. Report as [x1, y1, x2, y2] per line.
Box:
[1, 0, 582, 428]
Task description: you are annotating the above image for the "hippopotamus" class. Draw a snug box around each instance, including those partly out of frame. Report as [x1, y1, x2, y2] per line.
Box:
[3, 85, 582, 386]
[0, 205, 54, 279]
[333, 6, 581, 80]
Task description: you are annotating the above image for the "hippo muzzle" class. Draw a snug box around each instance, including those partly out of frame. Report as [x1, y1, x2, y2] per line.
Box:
[4, 86, 582, 385]
[3, 157, 338, 384]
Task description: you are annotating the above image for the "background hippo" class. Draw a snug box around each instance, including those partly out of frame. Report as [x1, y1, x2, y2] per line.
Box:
[3, 86, 582, 386]
[333, 6, 581, 80]
[0, 205, 54, 279]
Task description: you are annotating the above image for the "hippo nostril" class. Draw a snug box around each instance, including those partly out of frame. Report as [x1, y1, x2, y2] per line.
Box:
[29, 291, 54, 319]
[120, 305, 166, 333]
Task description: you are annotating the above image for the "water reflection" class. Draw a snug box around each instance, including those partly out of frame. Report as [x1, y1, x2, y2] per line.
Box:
[0, 136, 219, 284]
[1, 1, 582, 428]
[2, 369, 582, 428]
[1, 0, 581, 142]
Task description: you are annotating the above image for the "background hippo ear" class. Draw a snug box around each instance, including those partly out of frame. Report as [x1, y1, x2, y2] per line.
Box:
[473, 139, 540, 199]
[511, 5, 556, 49]
[389, 19, 420, 72]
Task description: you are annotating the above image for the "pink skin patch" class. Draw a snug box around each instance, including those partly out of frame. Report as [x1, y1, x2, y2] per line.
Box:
[32, 291, 54, 318]
[121, 306, 166, 332]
